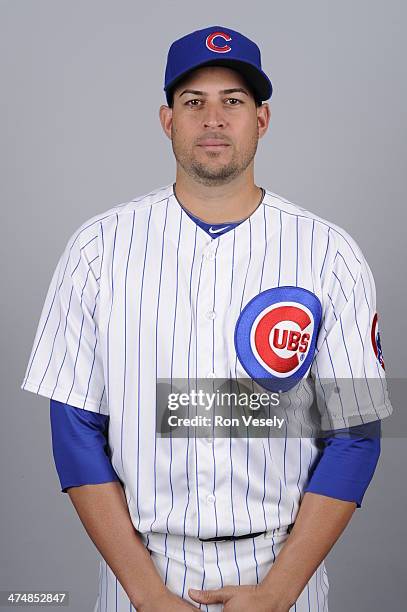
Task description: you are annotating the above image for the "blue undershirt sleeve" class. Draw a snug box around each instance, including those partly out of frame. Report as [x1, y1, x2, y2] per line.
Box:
[50, 399, 121, 493]
[50, 399, 381, 505]
[304, 419, 382, 508]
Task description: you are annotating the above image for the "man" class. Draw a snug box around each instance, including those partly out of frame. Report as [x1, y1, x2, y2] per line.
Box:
[21, 26, 392, 611]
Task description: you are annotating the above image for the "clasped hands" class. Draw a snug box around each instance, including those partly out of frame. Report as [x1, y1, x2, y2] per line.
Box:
[188, 584, 291, 611]
[139, 583, 292, 611]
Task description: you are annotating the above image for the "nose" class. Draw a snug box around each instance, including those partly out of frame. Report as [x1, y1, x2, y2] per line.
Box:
[202, 103, 226, 128]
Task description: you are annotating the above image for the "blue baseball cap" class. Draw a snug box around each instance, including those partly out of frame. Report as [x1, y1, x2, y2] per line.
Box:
[164, 26, 272, 106]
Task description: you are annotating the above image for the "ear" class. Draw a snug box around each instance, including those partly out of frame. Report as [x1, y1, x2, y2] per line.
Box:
[159, 105, 173, 140]
[257, 102, 271, 139]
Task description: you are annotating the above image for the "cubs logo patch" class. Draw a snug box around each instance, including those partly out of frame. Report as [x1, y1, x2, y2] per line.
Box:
[371, 312, 385, 370]
[234, 287, 322, 392]
[205, 31, 232, 54]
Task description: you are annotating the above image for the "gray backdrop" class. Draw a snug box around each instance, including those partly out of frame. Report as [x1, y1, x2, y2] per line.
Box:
[1, 0, 406, 610]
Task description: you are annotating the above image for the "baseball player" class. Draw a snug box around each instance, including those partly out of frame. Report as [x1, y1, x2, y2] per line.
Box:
[21, 26, 392, 612]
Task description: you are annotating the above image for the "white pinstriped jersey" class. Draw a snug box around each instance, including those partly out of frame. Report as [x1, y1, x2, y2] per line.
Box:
[21, 183, 392, 539]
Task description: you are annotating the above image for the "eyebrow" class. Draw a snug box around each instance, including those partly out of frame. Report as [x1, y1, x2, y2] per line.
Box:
[178, 87, 249, 97]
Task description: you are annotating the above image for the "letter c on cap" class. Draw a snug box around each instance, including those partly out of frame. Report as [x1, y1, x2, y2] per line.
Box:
[206, 31, 232, 54]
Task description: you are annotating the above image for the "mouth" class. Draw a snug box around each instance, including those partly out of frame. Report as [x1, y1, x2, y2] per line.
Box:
[197, 137, 230, 145]
[197, 142, 231, 150]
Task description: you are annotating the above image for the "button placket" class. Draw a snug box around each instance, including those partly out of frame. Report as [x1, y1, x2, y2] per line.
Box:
[195, 241, 220, 530]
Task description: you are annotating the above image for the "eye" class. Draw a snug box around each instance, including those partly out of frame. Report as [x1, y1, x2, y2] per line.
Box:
[225, 98, 243, 105]
[185, 99, 202, 107]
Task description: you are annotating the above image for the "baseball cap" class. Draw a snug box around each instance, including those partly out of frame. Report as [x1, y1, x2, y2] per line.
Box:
[164, 26, 272, 106]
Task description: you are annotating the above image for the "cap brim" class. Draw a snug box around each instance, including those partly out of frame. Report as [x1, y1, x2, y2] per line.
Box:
[165, 58, 272, 105]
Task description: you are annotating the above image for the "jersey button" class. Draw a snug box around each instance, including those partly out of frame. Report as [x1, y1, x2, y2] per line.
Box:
[206, 372, 216, 378]
[206, 494, 216, 504]
[205, 437, 214, 444]
[206, 310, 216, 320]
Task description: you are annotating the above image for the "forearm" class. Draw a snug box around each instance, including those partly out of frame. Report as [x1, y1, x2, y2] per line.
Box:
[67, 481, 166, 609]
[260, 491, 357, 607]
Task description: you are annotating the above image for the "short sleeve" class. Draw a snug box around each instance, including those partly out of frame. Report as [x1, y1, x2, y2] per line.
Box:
[20, 222, 108, 414]
[310, 232, 393, 430]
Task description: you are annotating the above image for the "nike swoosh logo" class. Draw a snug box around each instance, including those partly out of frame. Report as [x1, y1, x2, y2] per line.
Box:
[208, 225, 230, 234]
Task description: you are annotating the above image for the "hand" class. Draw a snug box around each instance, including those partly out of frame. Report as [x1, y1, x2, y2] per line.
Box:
[138, 587, 198, 611]
[188, 584, 291, 612]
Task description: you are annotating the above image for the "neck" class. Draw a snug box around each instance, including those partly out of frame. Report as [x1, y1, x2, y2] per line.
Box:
[173, 164, 263, 223]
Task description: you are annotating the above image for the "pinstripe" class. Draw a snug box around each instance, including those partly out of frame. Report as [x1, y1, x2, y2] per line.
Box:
[259, 203, 267, 292]
[332, 270, 349, 300]
[211, 240, 220, 538]
[295, 215, 299, 285]
[194, 254, 204, 538]
[271, 533, 276, 563]
[261, 443, 268, 531]
[35, 236, 93, 397]
[322, 564, 329, 611]
[278, 209, 282, 286]
[233, 540, 241, 585]
[105, 561, 108, 612]
[166, 208, 183, 533]
[164, 543, 170, 588]
[320, 227, 330, 278]
[150, 199, 169, 532]
[234, 218, 253, 368]
[49, 286, 74, 399]
[228, 375, 237, 537]
[65, 255, 99, 402]
[98, 386, 105, 413]
[181, 535, 188, 599]
[36, 287, 66, 395]
[200, 541, 207, 611]
[214, 542, 224, 587]
[233, 219, 254, 536]
[310, 219, 315, 294]
[338, 314, 362, 415]
[229, 229, 236, 306]
[315, 562, 320, 612]
[277, 478, 282, 528]
[245, 433, 252, 531]
[136, 207, 153, 530]
[318, 565, 327, 612]
[334, 250, 356, 282]
[84, 286, 101, 410]
[296, 435, 302, 498]
[120, 211, 135, 474]
[327, 293, 338, 320]
[252, 536, 259, 583]
[283, 425, 287, 485]
[106, 215, 119, 409]
[70, 235, 98, 275]
[181, 224, 198, 595]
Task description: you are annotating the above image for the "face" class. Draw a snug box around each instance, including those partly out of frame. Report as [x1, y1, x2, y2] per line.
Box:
[160, 66, 270, 186]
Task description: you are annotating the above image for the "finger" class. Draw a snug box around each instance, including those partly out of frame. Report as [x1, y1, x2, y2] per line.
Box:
[188, 587, 231, 604]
